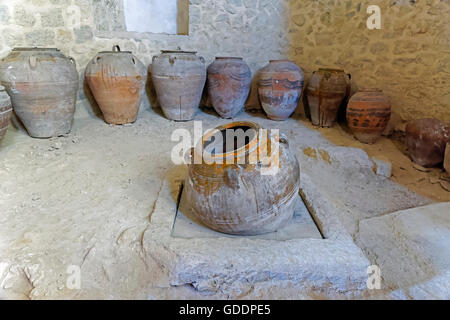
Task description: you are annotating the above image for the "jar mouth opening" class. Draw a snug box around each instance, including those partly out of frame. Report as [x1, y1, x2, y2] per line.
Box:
[269, 59, 292, 63]
[215, 57, 243, 60]
[13, 47, 59, 52]
[99, 51, 132, 54]
[200, 121, 262, 159]
[161, 50, 197, 54]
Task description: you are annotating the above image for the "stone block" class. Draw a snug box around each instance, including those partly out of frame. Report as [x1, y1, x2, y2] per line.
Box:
[40, 8, 64, 27]
[358, 202, 450, 297]
[74, 25, 93, 43]
[372, 156, 392, 178]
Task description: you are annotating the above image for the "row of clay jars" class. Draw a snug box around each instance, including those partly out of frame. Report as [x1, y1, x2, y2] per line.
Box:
[0, 85, 12, 141]
[85, 46, 147, 125]
[152, 55, 303, 122]
[184, 121, 300, 235]
[405, 118, 450, 167]
[0, 48, 79, 138]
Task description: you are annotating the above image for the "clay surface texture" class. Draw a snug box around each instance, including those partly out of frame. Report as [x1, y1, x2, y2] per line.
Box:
[0, 48, 78, 138]
[85, 46, 147, 125]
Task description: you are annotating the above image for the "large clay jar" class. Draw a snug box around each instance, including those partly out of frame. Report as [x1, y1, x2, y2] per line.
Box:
[306, 68, 350, 127]
[346, 88, 391, 144]
[0, 48, 79, 138]
[207, 57, 251, 118]
[184, 121, 300, 235]
[151, 50, 206, 121]
[85, 45, 147, 124]
[0, 85, 12, 141]
[258, 60, 304, 121]
[405, 119, 450, 168]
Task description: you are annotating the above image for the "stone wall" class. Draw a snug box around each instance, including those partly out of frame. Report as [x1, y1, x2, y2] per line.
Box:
[0, 0, 448, 121]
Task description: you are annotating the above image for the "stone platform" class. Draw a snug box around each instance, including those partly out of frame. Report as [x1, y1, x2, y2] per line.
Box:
[0, 100, 446, 300]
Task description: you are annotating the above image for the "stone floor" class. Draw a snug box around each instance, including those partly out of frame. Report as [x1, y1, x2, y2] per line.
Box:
[0, 100, 448, 300]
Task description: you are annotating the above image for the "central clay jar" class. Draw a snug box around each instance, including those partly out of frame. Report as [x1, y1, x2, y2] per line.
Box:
[184, 121, 300, 235]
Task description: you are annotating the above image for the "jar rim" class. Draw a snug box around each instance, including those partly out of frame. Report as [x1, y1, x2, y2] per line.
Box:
[215, 56, 243, 60]
[161, 50, 197, 54]
[198, 121, 262, 160]
[13, 47, 59, 51]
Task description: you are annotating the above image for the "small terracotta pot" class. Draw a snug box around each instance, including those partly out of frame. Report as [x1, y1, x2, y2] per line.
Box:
[346, 88, 391, 144]
[207, 57, 251, 118]
[306, 68, 350, 127]
[184, 121, 300, 235]
[151, 50, 206, 121]
[0, 85, 12, 141]
[258, 60, 304, 121]
[0, 48, 79, 138]
[85, 45, 147, 125]
[405, 118, 450, 168]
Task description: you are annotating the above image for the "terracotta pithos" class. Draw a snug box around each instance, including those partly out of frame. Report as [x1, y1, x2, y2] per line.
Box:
[207, 57, 251, 118]
[258, 60, 304, 121]
[85, 45, 147, 124]
[405, 118, 450, 168]
[184, 121, 300, 235]
[0, 85, 12, 141]
[306, 68, 350, 127]
[0, 48, 79, 138]
[151, 50, 206, 121]
[346, 88, 391, 144]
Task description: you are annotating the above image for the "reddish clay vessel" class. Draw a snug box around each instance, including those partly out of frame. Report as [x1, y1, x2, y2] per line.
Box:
[258, 60, 304, 121]
[346, 89, 391, 144]
[0, 48, 79, 138]
[207, 57, 251, 118]
[151, 50, 206, 121]
[307, 68, 350, 127]
[85, 46, 147, 124]
[405, 118, 450, 167]
[184, 121, 300, 235]
[0, 85, 12, 141]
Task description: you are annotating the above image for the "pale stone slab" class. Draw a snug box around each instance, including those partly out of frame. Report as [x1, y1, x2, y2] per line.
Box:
[358, 202, 450, 298]
[172, 187, 323, 240]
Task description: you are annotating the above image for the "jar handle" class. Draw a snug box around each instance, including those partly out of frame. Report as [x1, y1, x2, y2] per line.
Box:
[112, 45, 121, 52]
[199, 56, 205, 64]
[184, 147, 195, 165]
[68, 56, 76, 67]
[347, 73, 352, 80]
[279, 133, 289, 147]
[224, 167, 241, 190]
